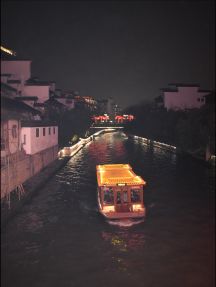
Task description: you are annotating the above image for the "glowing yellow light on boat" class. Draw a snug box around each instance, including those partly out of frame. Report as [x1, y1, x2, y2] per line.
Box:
[132, 204, 143, 212]
[103, 205, 115, 212]
[1, 46, 16, 56]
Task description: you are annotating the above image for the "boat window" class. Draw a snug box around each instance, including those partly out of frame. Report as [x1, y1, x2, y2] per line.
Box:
[117, 191, 121, 204]
[123, 191, 128, 203]
[131, 189, 141, 203]
[103, 188, 114, 205]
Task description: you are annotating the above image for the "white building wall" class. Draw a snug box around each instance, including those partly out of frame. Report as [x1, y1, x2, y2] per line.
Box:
[23, 85, 50, 103]
[21, 126, 58, 154]
[1, 60, 31, 84]
[164, 87, 208, 110]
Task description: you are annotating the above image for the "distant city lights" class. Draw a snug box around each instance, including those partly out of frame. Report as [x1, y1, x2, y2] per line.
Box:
[1, 45, 16, 56]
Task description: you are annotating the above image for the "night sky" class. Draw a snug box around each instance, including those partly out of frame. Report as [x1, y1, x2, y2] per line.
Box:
[1, 1, 215, 108]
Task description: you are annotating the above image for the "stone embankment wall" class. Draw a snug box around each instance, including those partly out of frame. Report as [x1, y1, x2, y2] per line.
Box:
[1, 129, 116, 228]
[1, 145, 58, 199]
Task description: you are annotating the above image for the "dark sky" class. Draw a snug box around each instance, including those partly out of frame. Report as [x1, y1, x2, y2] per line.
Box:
[1, 1, 215, 108]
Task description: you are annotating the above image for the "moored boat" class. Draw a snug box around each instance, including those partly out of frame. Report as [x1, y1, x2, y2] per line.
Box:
[96, 164, 146, 220]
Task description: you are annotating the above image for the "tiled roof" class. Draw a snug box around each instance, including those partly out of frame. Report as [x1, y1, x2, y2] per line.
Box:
[21, 120, 58, 127]
[161, 88, 178, 92]
[7, 80, 21, 83]
[15, 96, 38, 101]
[45, 98, 65, 107]
[34, 103, 45, 107]
[1, 58, 31, 61]
[1, 82, 17, 92]
[96, 164, 146, 187]
[199, 89, 212, 93]
[168, 83, 200, 87]
[25, 82, 50, 86]
[1, 96, 41, 115]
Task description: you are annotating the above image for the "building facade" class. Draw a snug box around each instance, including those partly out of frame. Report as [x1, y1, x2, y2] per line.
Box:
[21, 122, 58, 155]
[161, 84, 211, 111]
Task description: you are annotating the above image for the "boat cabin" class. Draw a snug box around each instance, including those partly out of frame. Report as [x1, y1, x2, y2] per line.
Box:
[96, 164, 146, 219]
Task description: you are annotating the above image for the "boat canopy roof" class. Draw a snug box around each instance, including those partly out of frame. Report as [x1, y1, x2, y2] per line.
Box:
[96, 164, 146, 187]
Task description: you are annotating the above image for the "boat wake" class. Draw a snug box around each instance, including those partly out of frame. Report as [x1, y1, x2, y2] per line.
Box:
[107, 218, 145, 227]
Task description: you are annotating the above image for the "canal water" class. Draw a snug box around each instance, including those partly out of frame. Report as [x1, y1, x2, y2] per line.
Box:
[1, 132, 215, 287]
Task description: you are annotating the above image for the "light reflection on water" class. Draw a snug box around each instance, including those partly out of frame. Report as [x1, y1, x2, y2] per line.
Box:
[101, 230, 145, 252]
[107, 218, 145, 227]
[1, 131, 215, 287]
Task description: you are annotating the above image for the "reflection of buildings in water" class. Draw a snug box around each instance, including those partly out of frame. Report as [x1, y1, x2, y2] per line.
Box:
[88, 141, 109, 162]
[113, 141, 126, 158]
[88, 133, 116, 162]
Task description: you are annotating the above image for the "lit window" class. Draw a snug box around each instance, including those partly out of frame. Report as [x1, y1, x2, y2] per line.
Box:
[12, 125, 17, 138]
[117, 191, 121, 204]
[36, 128, 39, 137]
[103, 188, 114, 205]
[43, 128, 46, 136]
[131, 189, 141, 203]
[123, 190, 128, 203]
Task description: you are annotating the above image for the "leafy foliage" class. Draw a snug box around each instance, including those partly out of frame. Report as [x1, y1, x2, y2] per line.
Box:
[44, 105, 92, 147]
[124, 99, 215, 156]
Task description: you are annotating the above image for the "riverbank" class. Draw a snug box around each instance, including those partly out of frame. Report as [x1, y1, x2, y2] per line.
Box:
[1, 157, 71, 229]
[1, 128, 117, 229]
[129, 134, 215, 166]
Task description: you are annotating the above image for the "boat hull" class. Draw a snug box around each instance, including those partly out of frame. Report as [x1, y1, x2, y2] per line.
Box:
[99, 209, 145, 220]
[97, 191, 145, 220]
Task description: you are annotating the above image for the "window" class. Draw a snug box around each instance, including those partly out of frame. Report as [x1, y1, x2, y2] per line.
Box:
[36, 128, 39, 137]
[123, 190, 128, 203]
[23, 134, 26, 145]
[49, 127, 51, 135]
[117, 191, 121, 204]
[103, 188, 114, 205]
[201, 98, 204, 102]
[197, 98, 201, 102]
[12, 125, 17, 138]
[53, 127, 55, 134]
[1, 138, 5, 150]
[131, 189, 141, 203]
[43, 128, 46, 136]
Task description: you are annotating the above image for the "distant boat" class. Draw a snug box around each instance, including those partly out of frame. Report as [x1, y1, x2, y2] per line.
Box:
[96, 164, 146, 220]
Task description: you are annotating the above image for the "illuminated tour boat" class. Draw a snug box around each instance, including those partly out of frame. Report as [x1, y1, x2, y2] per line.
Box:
[96, 164, 146, 219]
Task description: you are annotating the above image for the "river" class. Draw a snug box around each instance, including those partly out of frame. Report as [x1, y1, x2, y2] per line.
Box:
[1, 131, 215, 287]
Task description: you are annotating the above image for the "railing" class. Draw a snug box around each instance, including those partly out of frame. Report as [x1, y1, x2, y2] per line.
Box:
[59, 129, 116, 158]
